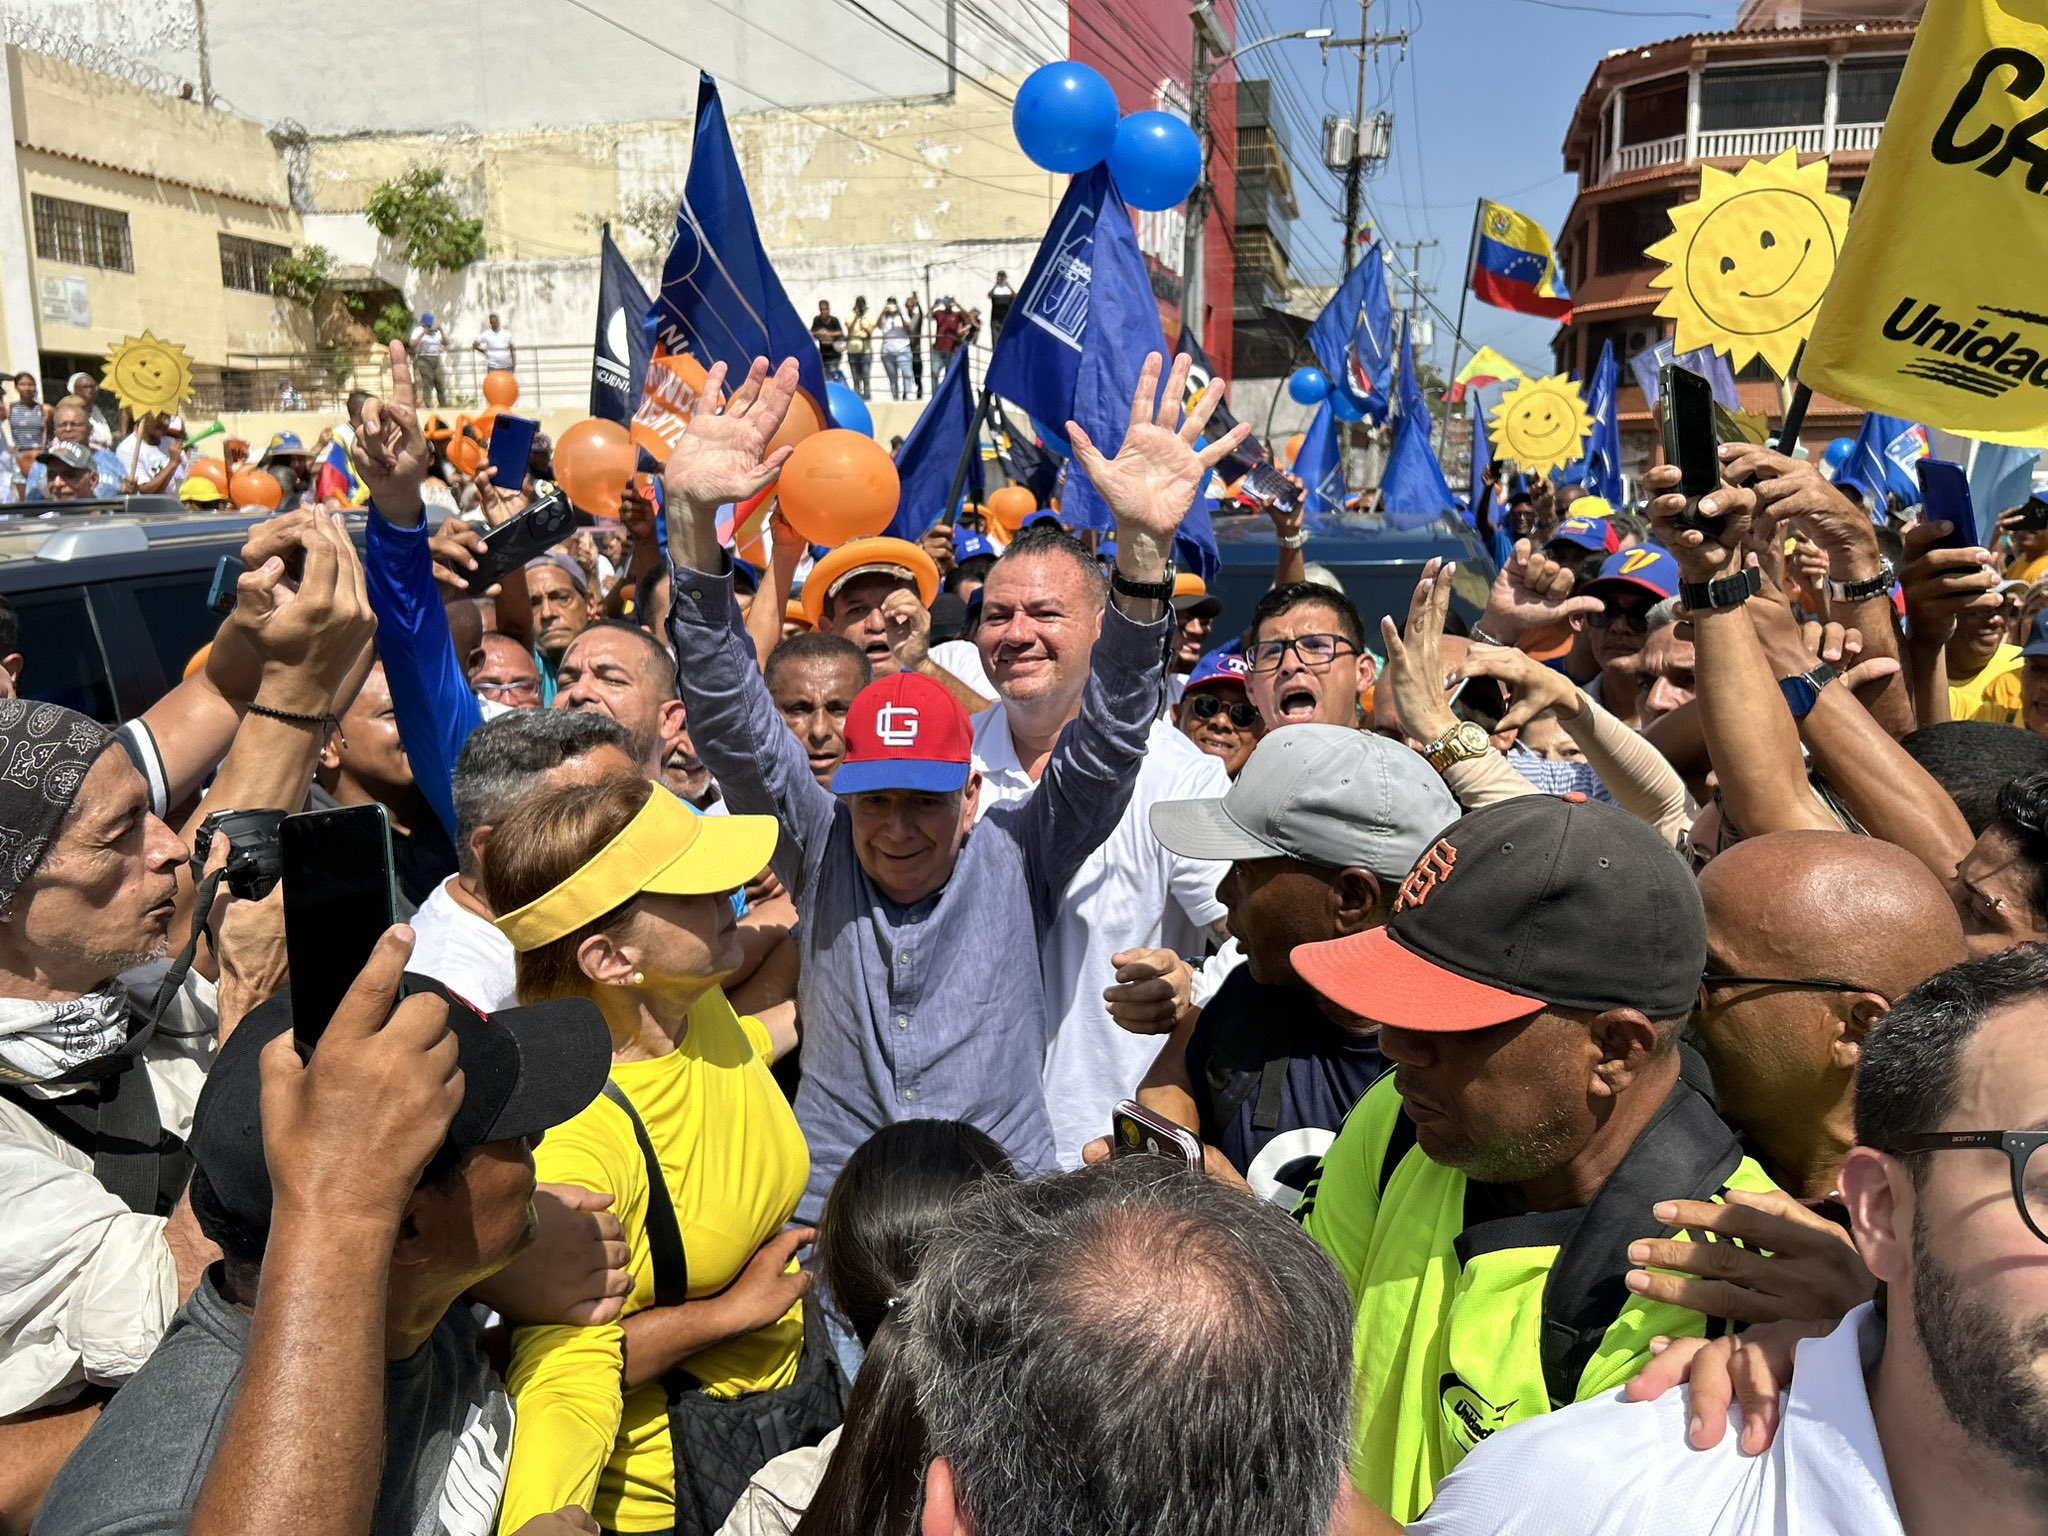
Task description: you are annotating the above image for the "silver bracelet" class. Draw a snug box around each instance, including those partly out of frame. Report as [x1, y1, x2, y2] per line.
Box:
[1470, 626, 1512, 648]
[1276, 527, 1310, 550]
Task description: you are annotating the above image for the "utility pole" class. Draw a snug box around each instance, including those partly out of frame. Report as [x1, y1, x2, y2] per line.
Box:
[1392, 238, 1438, 331]
[1180, 7, 1234, 339]
[1328, 2, 1407, 273]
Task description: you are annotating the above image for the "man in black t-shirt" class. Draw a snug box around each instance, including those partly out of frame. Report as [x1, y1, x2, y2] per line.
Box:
[810, 300, 847, 385]
[1112, 725, 1459, 1205]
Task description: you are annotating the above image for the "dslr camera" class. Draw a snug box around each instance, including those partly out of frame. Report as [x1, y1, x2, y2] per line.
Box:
[190, 808, 287, 901]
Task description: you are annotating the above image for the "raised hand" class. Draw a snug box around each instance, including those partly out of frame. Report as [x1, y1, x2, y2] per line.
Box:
[880, 585, 932, 673]
[661, 357, 800, 523]
[1719, 442, 1874, 558]
[1479, 538, 1603, 640]
[231, 510, 378, 714]
[1454, 641, 1586, 732]
[1899, 516, 2000, 650]
[1101, 948, 1194, 1036]
[1645, 462, 1758, 583]
[1067, 352, 1251, 575]
[349, 340, 432, 525]
[1378, 558, 1463, 745]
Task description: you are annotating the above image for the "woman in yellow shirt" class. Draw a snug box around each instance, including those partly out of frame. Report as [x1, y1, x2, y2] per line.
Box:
[483, 775, 820, 1535]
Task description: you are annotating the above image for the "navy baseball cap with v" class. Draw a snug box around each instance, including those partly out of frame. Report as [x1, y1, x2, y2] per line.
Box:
[1292, 795, 1705, 1032]
[831, 671, 973, 795]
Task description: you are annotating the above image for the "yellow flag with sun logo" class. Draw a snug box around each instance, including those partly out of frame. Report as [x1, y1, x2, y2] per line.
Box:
[1803, 0, 2048, 445]
[1645, 152, 1851, 379]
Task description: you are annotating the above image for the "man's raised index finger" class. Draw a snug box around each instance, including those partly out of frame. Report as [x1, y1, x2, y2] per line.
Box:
[387, 339, 416, 412]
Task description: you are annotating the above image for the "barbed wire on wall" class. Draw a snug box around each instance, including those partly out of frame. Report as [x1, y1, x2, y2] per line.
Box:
[0, 9, 202, 104]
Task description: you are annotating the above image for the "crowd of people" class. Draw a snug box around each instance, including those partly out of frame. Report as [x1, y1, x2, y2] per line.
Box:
[809, 279, 1012, 403]
[0, 327, 2044, 1536]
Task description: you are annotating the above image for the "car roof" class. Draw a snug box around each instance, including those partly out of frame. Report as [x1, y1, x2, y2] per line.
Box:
[0, 501, 367, 591]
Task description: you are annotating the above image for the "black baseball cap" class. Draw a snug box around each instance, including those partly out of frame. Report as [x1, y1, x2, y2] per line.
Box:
[1291, 795, 1705, 1031]
[189, 974, 611, 1231]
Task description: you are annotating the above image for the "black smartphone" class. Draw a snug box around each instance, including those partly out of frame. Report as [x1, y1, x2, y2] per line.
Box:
[1242, 461, 1303, 516]
[1661, 364, 1726, 537]
[2017, 496, 2048, 532]
[486, 413, 538, 493]
[206, 555, 244, 616]
[1915, 458, 1978, 557]
[281, 804, 397, 1050]
[460, 488, 577, 596]
[1110, 1100, 1205, 1173]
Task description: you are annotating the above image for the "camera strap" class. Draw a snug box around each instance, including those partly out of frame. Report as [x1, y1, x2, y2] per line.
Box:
[142, 865, 231, 1041]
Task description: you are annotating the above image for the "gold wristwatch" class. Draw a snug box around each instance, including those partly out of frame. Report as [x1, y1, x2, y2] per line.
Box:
[1421, 720, 1491, 771]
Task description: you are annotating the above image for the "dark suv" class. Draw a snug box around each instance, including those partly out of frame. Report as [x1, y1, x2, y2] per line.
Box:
[0, 499, 364, 723]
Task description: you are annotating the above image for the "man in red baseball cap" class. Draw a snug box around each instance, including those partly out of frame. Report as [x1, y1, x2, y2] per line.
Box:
[657, 351, 1248, 1227]
[1288, 794, 1780, 1526]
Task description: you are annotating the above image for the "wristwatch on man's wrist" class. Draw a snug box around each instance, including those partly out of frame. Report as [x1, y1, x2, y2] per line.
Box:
[1421, 720, 1492, 772]
[1827, 558, 1897, 605]
[1678, 565, 1763, 613]
[1778, 663, 1838, 720]
[1109, 565, 1177, 604]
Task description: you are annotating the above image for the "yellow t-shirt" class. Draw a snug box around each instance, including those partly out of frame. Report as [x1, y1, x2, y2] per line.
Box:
[1949, 641, 2026, 726]
[2008, 551, 2048, 587]
[498, 989, 809, 1534]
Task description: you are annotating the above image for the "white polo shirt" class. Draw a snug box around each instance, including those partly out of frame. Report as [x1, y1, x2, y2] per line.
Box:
[1410, 1303, 1903, 1535]
[407, 878, 517, 1012]
[971, 708, 1229, 1165]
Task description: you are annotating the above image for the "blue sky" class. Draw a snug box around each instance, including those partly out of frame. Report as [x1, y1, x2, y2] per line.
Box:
[1235, 0, 1750, 375]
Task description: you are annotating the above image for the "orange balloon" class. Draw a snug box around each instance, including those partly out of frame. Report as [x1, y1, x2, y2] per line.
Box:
[765, 387, 826, 462]
[1283, 433, 1306, 467]
[482, 370, 519, 409]
[986, 485, 1036, 532]
[776, 429, 900, 547]
[555, 418, 637, 517]
[189, 457, 231, 494]
[230, 469, 283, 509]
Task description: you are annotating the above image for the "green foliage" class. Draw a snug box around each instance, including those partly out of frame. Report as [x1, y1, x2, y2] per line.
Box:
[617, 189, 682, 254]
[370, 300, 414, 346]
[267, 244, 333, 306]
[327, 350, 354, 388]
[363, 166, 484, 271]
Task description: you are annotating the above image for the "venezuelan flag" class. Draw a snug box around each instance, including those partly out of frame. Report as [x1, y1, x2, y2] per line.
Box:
[1470, 200, 1572, 321]
[314, 430, 370, 507]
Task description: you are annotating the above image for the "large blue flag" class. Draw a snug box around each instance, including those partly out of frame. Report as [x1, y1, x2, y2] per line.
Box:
[1304, 247, 1394, 425]
[1294, 400, 1342, 529]
[1836, 412, 1930, 513]
[591, 225, 653, 425]
[1380, 318, 1458, 530]
[887, 349, 982, 540]
[651, 75, 830, 429]
[1630, 338, 1740, 413]
[983, 163, 1219, 577]
[1561, 340, 1624, 503]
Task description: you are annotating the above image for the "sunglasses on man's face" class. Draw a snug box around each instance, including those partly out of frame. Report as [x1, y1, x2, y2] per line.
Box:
[1187, 692, 1260, 729]
[1587, 605, 1651, 632]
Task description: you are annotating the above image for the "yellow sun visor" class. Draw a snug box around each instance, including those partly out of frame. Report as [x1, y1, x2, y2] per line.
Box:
[493, 787, 778, 952]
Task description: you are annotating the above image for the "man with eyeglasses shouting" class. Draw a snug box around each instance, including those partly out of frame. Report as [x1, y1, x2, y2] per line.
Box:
[1403, 940, 2048, 1536]
[1242, 581, 1376, 731]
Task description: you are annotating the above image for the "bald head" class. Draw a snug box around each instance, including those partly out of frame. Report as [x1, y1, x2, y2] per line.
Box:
[1700, 830, 1967, 999]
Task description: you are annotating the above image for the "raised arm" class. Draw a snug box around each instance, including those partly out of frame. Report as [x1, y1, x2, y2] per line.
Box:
[1644, 464, 1838, 836]
[661, 360, 836, 886]
[1017, 353, 1249, 902]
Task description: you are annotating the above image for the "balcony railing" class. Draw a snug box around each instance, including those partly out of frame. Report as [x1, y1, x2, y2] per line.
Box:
[1602, 120, 1887, 183]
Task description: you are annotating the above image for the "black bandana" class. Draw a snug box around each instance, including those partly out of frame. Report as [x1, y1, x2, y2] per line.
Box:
[0, 701, 114, 908]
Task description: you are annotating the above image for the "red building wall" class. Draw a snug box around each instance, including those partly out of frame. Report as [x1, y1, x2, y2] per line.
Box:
[1069, 0, 1237, 376]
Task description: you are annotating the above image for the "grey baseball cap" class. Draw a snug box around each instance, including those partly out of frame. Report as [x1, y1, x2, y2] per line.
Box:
[1149, 724, 1460, 877]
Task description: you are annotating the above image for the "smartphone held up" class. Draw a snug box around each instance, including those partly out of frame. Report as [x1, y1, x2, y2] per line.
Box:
[1110, 1101, 1205, 1173]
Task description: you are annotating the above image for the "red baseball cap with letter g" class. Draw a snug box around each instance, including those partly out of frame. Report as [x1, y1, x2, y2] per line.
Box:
[831, 671, 973, 795]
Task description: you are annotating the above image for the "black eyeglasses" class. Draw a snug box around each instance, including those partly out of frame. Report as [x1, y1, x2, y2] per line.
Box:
[1586, 607, 1651, 633]
[1697, 973, 1881, 1012]
[1247, 633, 1357, 674]
[1187, 692, 1260, 729]
[1888, 1130, 2048, 1246]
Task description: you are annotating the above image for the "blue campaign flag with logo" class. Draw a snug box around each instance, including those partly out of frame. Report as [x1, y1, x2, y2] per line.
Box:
[591, 225, 653, 424]
[1380, 318, 1458, 530]
[983, 163, 1220, 577]
[1559, 341, 1624, 502]
[1836, 411, 1930, 513]
[651, 74, 830, 426]
[1304, 248, 1394, 425]
[1293, 400, 1342, 530]
[887, 350, 982, 539]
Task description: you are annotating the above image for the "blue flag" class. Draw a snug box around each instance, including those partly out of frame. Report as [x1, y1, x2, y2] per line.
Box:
[1379, 318, 1458, 530]
[1837, 412, 1930, 513]
[983, 164, 1219, 578]
[1561, 341, 1624, 503]
[1467, 408, 1491, 524]
[1630, 338, 1740, 414]
[1969, 442, 2042, 543]
[651, 75, 830, 428]
[591, 226, 653, 425]
[989, 397, 1060, 506]
[887, 350, 982, 540]
[1294, 401, 1342, 529]
[1304, 248, 1394, 425]
[1174, 327, 1261, 478]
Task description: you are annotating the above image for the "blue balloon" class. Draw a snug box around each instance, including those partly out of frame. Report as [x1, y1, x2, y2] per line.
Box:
[1108, 111, 1203, 211]
[1821, 436, 1856, 477]
[826, 380, 873, 437]
[1030, 415, 1072, 459]
[1012, 62, 1120, 173]
[1288, 367, 1331, 406]
[1329, 389, 1365, 423]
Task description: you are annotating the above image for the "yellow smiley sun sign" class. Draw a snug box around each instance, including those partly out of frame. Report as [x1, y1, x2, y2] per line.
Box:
[1488, 373, 1594, 478]
[1646, 151, 1852, 377]
[100, 331, 195, 415]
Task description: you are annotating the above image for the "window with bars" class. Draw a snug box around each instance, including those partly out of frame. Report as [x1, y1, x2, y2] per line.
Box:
[31, 194, 132, 272]
[1837, 57, 1906, 125]
[219, 234, 290, 294]
[1621, 77, 1686, 146]
[1700, 65, 1827, 131]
